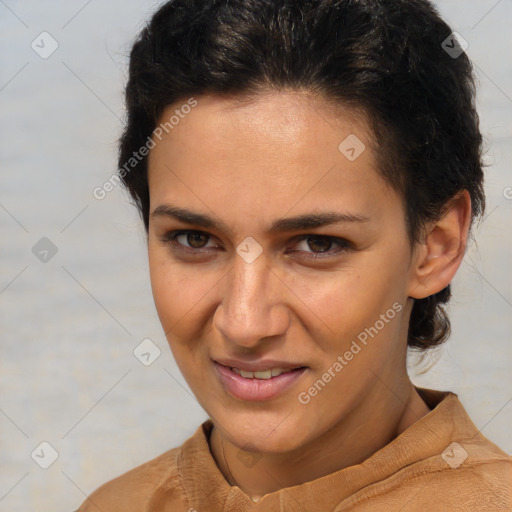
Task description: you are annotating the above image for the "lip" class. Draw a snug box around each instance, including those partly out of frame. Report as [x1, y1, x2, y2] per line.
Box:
[213, 360, 308, 402]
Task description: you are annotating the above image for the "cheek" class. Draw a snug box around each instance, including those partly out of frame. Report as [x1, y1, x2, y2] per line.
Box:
[148, 247, 192, 331]
[148, 246, 220, 341]
[309, 256, 409, 349]
[148, 253, 207, 378]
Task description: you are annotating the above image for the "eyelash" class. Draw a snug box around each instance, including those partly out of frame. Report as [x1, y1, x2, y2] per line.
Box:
[161, 230, 352, 260]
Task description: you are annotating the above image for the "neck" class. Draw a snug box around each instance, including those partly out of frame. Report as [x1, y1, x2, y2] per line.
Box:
[209, 381, 431, 501]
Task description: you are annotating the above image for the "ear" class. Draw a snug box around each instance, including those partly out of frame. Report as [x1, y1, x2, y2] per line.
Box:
[408, 190, 472, 299]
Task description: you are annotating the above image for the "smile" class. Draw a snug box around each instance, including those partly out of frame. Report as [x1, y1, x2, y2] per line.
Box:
[230, 367, 296, 379]
[214, 362, 307, 401]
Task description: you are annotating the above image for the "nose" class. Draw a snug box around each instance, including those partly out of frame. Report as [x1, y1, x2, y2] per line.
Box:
[212, 252, 291, 349]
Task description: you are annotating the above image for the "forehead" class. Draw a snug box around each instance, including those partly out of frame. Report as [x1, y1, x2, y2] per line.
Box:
[147, 90, 402, 227]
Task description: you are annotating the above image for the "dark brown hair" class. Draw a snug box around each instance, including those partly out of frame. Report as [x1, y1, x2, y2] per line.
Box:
[117, 0, 485, 351]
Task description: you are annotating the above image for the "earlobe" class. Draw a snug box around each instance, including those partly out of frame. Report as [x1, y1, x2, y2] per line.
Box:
[408, 191, 472, 299]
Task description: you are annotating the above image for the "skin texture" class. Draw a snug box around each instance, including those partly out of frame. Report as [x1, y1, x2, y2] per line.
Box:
[146, 90, 471, 501]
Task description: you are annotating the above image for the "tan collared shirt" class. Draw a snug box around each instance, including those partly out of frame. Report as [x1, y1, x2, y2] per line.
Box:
[77, 388, 512, 511]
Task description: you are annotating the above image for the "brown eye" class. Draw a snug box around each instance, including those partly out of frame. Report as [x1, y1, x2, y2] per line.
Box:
[305, 236, 334, 253]
[162, 230, 218, 253]
[292, 235, 352, 260]
[184, 232, 209, 248]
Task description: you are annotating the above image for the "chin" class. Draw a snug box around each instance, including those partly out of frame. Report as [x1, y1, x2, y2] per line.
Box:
[214, 409, 313, 454]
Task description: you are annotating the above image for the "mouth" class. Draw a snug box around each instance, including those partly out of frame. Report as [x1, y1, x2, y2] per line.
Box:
[228, 366, 304, 379]
[213, 360, 308, 401]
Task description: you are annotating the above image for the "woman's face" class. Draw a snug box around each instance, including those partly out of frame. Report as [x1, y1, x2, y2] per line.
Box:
[147, 91, 418, 453]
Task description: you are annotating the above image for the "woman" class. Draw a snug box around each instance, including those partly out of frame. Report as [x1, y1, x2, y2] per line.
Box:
[77, 0, 511, 510]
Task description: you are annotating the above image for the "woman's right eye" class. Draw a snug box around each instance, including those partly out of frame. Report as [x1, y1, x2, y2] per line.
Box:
[162, 230, 220, 253]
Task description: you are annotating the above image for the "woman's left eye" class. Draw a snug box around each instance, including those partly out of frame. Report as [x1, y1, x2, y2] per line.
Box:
[162, 230, 351, 259]
[291, 235, 352, 259]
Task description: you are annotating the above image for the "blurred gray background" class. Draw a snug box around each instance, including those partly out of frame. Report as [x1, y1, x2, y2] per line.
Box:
[0, 1, 511, 510]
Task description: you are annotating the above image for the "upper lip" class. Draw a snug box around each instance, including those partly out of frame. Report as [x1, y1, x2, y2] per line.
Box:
[213, 358, 306, 372]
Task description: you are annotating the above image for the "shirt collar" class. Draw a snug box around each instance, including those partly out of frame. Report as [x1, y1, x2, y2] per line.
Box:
[177, 387, 478, 511]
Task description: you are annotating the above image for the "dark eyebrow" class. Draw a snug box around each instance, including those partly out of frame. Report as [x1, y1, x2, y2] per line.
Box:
[151, 204, 370, 233]
[268, 211, 370, 232]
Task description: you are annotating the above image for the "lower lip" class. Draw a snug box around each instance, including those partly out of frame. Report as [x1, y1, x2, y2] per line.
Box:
[213, 362, 307, 401]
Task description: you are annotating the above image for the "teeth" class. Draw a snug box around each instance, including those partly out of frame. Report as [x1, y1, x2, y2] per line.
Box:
[231, 367, 295, 379]
[254, 370, 272, 379]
